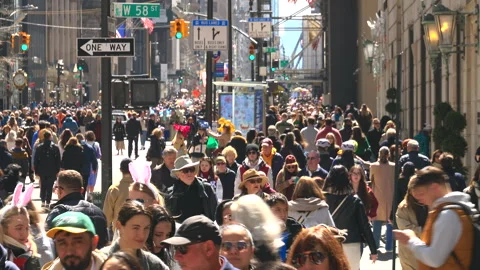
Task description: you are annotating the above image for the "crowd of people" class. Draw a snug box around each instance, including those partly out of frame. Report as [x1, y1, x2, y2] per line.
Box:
[0, 100, 477, 270]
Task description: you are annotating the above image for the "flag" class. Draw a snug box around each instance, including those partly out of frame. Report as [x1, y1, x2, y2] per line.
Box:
[141, 18, 154, 34]
[116, 23, 125, 38]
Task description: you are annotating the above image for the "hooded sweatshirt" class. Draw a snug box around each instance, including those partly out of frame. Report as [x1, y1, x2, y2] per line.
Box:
[288, 197, 335, 228]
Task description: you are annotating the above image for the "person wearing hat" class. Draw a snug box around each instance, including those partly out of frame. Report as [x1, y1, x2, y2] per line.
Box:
[398, 139, 431, 170]
[316, 138, 334, 172]
[331, 140, 367, 172]
[234, 144, 275, 196]
[233, 169, 270, 200]
[260, 138, 284, 183]
[166, 155, 218, 223]
[162, 215, 238, 270]
[275, 155, 300, 200]
[215, 156, 236, 200]
[189, 123, 209, 162]
[43, 212, 107, 270]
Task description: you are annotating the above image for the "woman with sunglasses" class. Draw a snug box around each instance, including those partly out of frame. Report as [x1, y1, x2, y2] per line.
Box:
[234, 169, 270, 200]
[287, 225, 350, 270]
[100, 201, 169, 270]
[220, 224, 255, 270]
[215, 156, 236, 200]
[275, 155, 300, 200]
[146, 205, 179, 269]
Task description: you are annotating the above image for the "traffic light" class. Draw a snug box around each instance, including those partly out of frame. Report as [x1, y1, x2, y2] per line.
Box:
[170, 21, 176, 37]
[178, 76, 184, 84]
[10, 33, 20, 53]
[271, 59, 279, 71]
[183, 21, 190, 38]
[175, 19, 183, 39]
[77, 58, 87, 72]
[19, 32, 30, 52]
[249, 43, 256, 61]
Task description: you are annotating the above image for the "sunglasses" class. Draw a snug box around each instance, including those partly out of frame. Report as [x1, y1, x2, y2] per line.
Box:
[247, 151, 258, 155]
[247, 178, 262, 184]
[286, 165, 297, 169]
[292, 251, 326, 268]
[174, 241, 203, 255]
[307, 157, 318, 160]
[216, 162, 226, 165]
[221, 241, 250, 252]
[181, 167, 196, 174]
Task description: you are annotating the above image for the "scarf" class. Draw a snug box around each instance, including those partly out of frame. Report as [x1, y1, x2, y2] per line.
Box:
[4, 235, 30, 253]
[261, 148, 277, 166]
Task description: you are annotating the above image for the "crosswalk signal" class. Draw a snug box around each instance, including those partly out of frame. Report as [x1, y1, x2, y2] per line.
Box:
[175, 19, 183, 39]
[271, 59, 279, 71]
[249, 43, 256, 61]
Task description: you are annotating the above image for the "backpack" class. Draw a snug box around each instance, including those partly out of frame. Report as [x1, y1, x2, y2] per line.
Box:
[440, 202, 480, 270]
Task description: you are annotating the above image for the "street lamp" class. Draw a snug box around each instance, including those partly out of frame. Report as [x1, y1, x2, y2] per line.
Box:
[363, 39, 375, 64]
[422, 14, 440, 55]
[432, 4, 457, 53]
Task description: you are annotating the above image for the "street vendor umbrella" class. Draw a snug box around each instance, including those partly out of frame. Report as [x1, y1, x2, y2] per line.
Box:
[180, 88, 189, 93]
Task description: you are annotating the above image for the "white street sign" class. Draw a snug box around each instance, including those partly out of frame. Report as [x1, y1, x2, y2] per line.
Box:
[248, 18, 272, 38]
[192, 20, 228, 51]
[77, 38, 134, 57]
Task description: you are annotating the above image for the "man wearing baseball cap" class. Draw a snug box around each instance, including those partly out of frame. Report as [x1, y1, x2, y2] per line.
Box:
[43, 212, 106, 270]
[162, 215, 238, 270]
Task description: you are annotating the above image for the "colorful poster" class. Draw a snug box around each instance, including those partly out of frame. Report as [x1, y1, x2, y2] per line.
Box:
[218, 93, 233, 121]
[233, 90, 255, 135]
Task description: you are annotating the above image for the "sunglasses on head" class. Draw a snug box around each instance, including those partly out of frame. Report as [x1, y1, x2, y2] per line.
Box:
[216, 162, 226, 165]
[181, 167, 196, 174]
[292, 251, 326, 268]
[247, 178, 262, 184]
[221, 241, 250, 252]
[286, 165, 297, 169]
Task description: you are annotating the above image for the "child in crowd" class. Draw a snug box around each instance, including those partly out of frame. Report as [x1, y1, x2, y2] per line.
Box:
[265, 193, 303, 262]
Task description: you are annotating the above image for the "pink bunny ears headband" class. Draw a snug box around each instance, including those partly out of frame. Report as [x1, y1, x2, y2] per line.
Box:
[0, 183, 34, 220]
[129, 161, 159, 201]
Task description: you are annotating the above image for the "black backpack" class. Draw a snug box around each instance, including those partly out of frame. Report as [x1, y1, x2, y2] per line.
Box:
[441, 202, 480, 270]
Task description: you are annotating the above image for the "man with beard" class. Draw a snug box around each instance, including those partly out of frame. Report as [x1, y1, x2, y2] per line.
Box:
[42, 212, 106, 270]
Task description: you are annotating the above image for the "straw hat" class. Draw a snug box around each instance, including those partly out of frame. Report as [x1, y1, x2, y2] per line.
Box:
[239, 169, 268, 189]
[170, 155, 199, 178]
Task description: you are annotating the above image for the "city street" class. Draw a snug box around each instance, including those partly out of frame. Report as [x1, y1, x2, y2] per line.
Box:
[28, 139, 402, 269]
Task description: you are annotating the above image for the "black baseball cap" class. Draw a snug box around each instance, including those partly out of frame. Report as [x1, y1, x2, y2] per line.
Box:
[162, 215, 221, 246]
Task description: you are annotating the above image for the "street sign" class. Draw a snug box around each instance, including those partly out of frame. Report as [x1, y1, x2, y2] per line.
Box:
[280, 60, 289, 68]
[215, 62, 224, 78]
[193, 20, 228, 51]
[248, 18, 272, 38]
[77, 38, 135, 57]
[111, 2, 164, 18]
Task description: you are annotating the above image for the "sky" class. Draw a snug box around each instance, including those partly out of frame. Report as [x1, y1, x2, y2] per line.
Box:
[278, 1, 312, 61]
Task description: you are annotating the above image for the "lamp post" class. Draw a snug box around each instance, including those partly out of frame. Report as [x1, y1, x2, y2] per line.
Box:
[55, 59, 64, 106]
[362, 39, 375, 72]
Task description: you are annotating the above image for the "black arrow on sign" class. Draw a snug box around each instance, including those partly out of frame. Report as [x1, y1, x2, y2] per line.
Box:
[197, 27, 201, 40]
[261, 23, 266, 30]
[212, 28, 220, 40]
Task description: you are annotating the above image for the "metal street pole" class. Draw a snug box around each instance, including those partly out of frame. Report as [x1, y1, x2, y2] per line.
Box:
[79, 70, 83, 105]
[205, 0, 214, 125]
[227, 0, 233, 92]
[255, 0, 263, 82]
[100, 0, 113, 196]
[56, 65, 60, 105]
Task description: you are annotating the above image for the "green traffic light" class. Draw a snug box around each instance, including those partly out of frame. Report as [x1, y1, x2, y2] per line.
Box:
[271, 67, 276, 71]
[249, 54, 255, 61]
[175, 32, 183, 39]
[78, 66, 83, 71]
[21, 44, 28, 51]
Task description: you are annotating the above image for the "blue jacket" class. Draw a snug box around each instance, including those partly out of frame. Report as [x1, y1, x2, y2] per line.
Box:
[62, 117, 79, 134]
[398, 151, 431, 170]
[298, 165, 328, 179]
[80, 141, 98, 176]
[1, 116, 9, 126]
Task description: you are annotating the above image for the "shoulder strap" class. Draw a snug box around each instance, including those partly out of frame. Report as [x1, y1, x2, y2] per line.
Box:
[296, 211, 313, 224]
[332, 195, 349, 217]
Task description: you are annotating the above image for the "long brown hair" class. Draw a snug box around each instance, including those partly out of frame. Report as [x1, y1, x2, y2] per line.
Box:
[349, 165, 371, 212]
[292, 177, 326, 200]
[287, 225, 350, 270]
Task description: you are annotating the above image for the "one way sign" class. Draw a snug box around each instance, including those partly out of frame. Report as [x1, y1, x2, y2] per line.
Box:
[77, 38, 135, 57]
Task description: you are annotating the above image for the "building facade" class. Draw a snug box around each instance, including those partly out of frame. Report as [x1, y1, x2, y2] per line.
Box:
[367, 0, 480, 172]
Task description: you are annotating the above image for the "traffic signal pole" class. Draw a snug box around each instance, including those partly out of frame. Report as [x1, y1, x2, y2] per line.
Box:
[227, 0, 233, 92]
[205, 0, 214, 125]
[255, 0, 263, 82]
[101, 0, 113, 196]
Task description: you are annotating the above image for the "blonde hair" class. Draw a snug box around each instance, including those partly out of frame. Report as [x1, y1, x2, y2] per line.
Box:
[222, 146, 238, 159]
[0, 207, 31, 246]
[231, 195, 282, 252]
[129, 182, 165, 206]
[152, 128, 163, 138]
